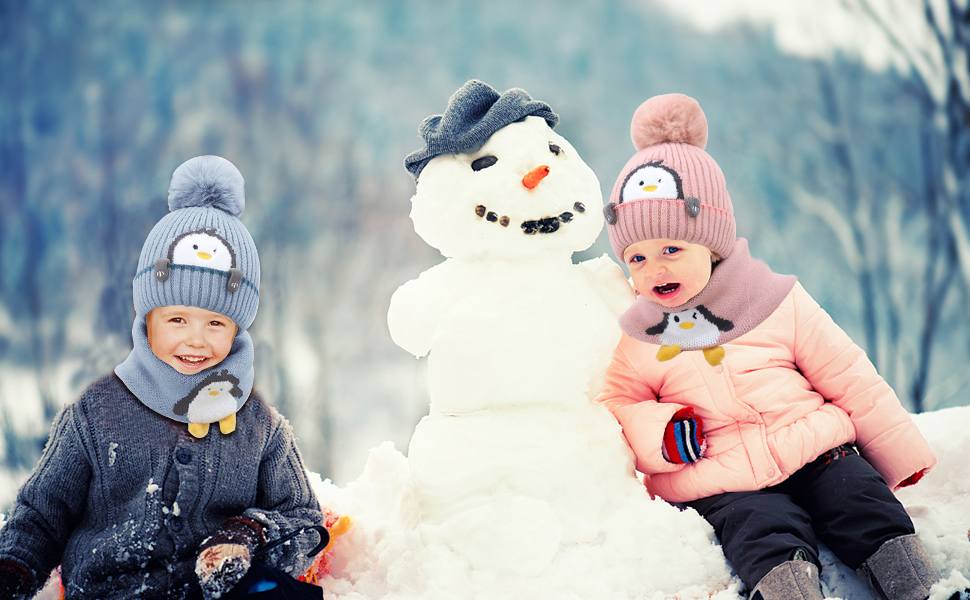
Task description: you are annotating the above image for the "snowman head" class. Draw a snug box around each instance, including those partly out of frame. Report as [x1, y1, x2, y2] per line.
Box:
[405, 82, 603, 260]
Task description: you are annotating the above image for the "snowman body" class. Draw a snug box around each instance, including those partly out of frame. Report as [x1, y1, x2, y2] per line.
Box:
[400, 254, 625, 414]
[389, 117, 646, 570]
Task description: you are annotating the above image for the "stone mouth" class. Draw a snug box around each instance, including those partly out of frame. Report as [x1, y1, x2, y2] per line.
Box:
[474, 202, 586, 235]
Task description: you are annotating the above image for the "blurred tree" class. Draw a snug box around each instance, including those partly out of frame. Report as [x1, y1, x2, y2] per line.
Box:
[842, 0, 969, 411]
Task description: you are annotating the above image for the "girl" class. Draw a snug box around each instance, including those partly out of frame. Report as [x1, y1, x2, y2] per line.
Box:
[597, 94, 958, 600]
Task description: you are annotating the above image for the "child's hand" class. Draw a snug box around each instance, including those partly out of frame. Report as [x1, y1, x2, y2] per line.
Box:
[196, 516, 264, 600]
[0, 559, 32, 599]
[662, 407, 706, 464]
[197, 543, 251, 600]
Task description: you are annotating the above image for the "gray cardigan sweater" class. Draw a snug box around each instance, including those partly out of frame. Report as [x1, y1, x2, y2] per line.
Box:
[0, 374, 323, 599]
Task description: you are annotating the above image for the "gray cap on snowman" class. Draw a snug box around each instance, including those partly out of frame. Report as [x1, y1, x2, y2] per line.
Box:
[404, 79, 559, 180]
[132, 155, 260, 331]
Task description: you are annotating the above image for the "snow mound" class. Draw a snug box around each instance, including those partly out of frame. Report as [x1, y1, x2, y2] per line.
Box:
[311, 406, 970, 600]
[311, 442, 738, 600]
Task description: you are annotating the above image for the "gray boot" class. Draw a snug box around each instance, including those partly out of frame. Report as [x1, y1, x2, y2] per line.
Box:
[856, 534, 941, 600]
[750, 560, 824, 600]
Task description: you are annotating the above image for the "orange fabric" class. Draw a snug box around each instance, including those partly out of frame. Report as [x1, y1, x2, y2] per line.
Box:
[299, 511, 352, 585]
[596, 282, 936, 503]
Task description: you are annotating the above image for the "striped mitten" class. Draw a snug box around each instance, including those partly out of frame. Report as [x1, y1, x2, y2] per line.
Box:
[662, 407, 706, 464]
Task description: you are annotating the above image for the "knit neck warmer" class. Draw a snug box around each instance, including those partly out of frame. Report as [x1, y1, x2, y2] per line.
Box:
[115, 314, 253, 436]
[619, 238, 796, 365]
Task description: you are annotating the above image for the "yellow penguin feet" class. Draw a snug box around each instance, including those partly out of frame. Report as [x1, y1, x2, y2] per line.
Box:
[187, 415, 235, 438]
[703, 346, 726, 366]
[219, 413, 236, 435]
[188, 422, 210, 438]
[656, 345, 682, 362]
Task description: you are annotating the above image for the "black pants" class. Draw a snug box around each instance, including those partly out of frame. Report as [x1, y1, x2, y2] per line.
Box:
[146, 562, 323, 600]
[685, 446, 915, 591]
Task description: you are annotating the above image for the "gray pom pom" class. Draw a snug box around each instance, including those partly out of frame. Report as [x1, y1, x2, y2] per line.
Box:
[603, 202, 618, 226]
[167, 156, 245, 217]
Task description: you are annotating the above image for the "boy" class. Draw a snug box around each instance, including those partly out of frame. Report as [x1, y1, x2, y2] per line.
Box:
[0, 156, 322, 599]
[597, 94, 959, 600]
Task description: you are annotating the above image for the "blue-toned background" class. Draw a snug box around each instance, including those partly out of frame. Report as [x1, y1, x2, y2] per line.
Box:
[1, 0, 968, 508]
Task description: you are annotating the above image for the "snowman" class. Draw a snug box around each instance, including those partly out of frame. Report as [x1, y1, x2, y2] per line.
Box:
[387, 82, 733, 591]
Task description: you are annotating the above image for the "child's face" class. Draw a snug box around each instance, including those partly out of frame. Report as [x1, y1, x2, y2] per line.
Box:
[623, 239, 714, 307]
[146, 305, 238, 375]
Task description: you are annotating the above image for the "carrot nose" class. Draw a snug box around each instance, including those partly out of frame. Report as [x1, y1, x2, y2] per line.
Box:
[522, 165, 550, 189]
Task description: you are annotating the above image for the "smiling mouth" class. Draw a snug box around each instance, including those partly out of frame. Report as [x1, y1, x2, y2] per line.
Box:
[654, 283, 681, 296]
[474, 202, 586, 235]
[521, 212, 574, 235]
[177, 355, 209, 368]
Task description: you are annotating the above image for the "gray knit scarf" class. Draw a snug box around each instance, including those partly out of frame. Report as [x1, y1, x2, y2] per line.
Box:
[115, 314, 253, 433]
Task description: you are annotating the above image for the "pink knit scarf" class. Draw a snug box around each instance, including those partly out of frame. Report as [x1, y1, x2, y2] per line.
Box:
[619, 238, 796, 361]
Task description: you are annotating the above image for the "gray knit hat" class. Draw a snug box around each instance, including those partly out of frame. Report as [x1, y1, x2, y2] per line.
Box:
[404, 79, 559, 180]
[132, 155, 260, 330]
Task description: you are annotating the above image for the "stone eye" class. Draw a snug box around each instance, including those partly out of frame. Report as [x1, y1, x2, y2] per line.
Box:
[471, 155, 498, 171]
[549, 143, 562, 156]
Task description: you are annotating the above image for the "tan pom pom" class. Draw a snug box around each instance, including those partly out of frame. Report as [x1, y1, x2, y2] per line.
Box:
[631, 94, 708, 151]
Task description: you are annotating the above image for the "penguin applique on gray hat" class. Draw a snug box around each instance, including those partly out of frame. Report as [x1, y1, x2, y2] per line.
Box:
[116, 155, 260, 437]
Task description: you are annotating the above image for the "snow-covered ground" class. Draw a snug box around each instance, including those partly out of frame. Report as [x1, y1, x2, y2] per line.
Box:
[309, 405, 970, 600]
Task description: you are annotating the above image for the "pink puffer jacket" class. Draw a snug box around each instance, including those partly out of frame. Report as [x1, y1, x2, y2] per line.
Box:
[596, 282, 935, 503]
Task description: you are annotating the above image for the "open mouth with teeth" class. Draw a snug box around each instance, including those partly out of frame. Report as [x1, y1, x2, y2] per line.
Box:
[654, 283, 681, 297]
[474, 202, 586, 235]
[177, 355, 210, 369]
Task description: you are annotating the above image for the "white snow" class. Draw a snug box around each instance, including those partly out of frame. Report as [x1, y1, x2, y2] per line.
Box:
[108, 442, 119, 467]
[310, 407, 970, 600]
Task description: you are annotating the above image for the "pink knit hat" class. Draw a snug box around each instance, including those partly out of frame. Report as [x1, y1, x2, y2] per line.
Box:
[605, 94, 736, 261]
